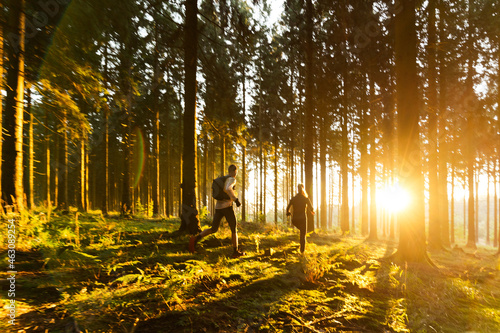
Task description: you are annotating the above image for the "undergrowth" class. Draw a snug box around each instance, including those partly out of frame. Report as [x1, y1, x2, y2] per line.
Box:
[0, 211, 499, 332]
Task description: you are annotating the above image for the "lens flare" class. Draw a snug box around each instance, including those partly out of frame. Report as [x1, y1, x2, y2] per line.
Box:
[133, 127, 145, 189]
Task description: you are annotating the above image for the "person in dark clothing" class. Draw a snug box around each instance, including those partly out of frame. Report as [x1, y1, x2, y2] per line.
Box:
[286, 184, 315, 254]
[189, 164, 245, 258]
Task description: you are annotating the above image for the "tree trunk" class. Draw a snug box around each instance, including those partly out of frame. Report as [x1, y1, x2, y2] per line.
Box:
[59, 110, 68, 210]
[45, 108, 51, 210]
[369, 133, 378, 240]
[80, 135, 86, 211]
[351, 125, 356, 233]
[320, 117, 327, 230]
[0, 5, 4, 205]
[341, 102, 349, 234]
[274, 137, 278, 226]
[427, 0, 441, 250]
[394, 0, 428, 263]
[2, 0, 25, 212]
[263, 152, 267, 223]
[494, 159, 498, 247]
[451, 169, 455, 244]
[152, 46, 161, 216]
[487, 160, 491, 244]
[242, 70, 247, 223]
[475, 169, 479, 243]
[360, 106, 369, 236]
[102, 41, 110, 215]
[121, 92, 132, 215]
[437, 59, 450, 246]
[28, 87, 34, 210]
[220, 135, 226, 176]
[465, 0, 477, 249]
[179, 0, 201, 234]
[242, 143, 246, 222]
[304, 0, 315, 233]
[368, 77, 377, 241]
[85, 137, 89, 212]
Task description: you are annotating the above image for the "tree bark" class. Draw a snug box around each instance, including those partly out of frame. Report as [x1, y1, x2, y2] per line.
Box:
[102, 40, 110, 215]
[180, 0, 201, 234]
[438, 0, 450, 246]
[2, 0, 25, 212]
[0, 3, 4, 205]
[320, 116, 327, 230]
[360, 106, 369, 236]
[152, 33, 161, 216]
[59, 110, 68, 210]
[368, 77, 377, 241]
[394, 0, 428, 263]
[304, 0, 315, 233]
[465, 0, 477, 249]
[341, 99, 349, 234]
[274, 136, 279, 226]
[427, 0, 441, 250]
[28, 87, 34, 210]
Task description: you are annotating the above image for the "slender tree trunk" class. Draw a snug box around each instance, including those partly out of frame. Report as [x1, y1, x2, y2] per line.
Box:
[475, 169, 479, 243]
[274, 137, 278, 225]
[351, 125, 356, 234]
[304, 0, 315, 233]
[28, 87, 34, 210]
[80, 135, 86, 211]
[394, 0, 428, 262]
[320, 117, 328, 230]
[263, 152, 267, 223]
[242, 143, 246, 222]
[54, 135, 59, 208]
[0, 6, 4, 205]
[180, 0, 201, 234]
[242, 71, 247, 223]
[360, 106, 369, 236]
[465, 0, 477, 249]
[203, 135, 208, 208]
[59, 110, 68, 210]
[102, 41, 110, 215]
[495, 46, 500, 248]
[368, 77, 377, 241]
[122, 130, 131, 215]
[451, 169, 455, 244]
[85, 138, 89, 212]
[152, 53, 161, 216]
[487, 160, 491, 244]
[45, 109, 51, 210]
[427, 0, 441, 250]
[341, 102, 349, 234]
[495, 159, 499, 247]
[369, 134, 377, 240]
[437, 7, 450, 245]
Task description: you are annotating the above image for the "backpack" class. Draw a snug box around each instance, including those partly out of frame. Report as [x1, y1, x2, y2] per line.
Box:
[212, 176, 230, 200]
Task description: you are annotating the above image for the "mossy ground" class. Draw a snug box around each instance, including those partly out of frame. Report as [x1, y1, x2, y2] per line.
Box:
[1, 211, 499, 332]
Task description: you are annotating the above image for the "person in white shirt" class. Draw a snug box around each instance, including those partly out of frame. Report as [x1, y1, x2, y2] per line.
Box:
[189, 164, 245, 258]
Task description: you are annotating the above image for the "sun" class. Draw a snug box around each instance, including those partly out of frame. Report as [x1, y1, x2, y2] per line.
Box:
[377, 185, 411, 213]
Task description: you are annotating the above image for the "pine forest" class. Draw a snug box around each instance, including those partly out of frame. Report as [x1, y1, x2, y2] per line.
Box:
[1, 0, 499, 332]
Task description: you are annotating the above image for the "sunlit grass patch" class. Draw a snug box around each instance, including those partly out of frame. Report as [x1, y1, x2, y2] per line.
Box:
[385, 298, 410, 332]
[9, 212, 500, 332]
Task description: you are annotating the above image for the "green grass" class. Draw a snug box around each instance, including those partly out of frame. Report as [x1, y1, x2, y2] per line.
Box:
[1, 211, 499, 332]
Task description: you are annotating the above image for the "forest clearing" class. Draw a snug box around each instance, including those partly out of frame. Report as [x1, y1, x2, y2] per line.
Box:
[1, 210, 499, 332]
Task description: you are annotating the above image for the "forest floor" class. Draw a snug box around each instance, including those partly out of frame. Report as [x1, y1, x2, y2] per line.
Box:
[1, 210, 499, 333]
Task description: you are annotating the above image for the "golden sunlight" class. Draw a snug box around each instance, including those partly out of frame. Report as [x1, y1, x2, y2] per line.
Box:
[377, 185, 411, 213]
